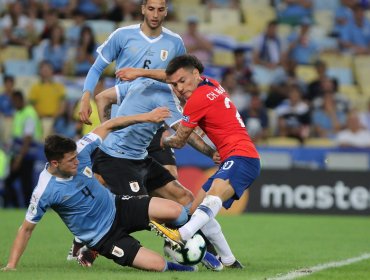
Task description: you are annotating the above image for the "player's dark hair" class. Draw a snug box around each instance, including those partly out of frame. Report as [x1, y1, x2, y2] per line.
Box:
[165, 54, 204, 76]
[44, 135, 76, 162]
[142, 0, 167, 5]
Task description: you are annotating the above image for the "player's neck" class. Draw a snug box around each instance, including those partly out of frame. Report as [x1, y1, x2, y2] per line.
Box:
[140, 23, 162, 38]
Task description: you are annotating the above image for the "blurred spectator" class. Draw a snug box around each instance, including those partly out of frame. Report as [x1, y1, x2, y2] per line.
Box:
[331, 0, 355, 38]
[41, 0, 77, 18]
[276, 0, 313, 26]
[252, 20, 283, 69]
[106, 0, 141, 22]
[358, 98, 370, 131]
[53, 100, 79, 139]
[266, 58, 307, 108]
[65, 10, 87, 47]
[76, 0, 106, 19]
[3, 90, 42, 208]
[311, 78, 350, 114]
[69, 25, 98, 76]
[182, 15, 213, 66]
[306, 60, 338, 102]
[339, 3, 370, 54]
[227, 48, 256, 94]
[311, 92, 347, 138]
[0, 75, 16, 147]
[221, 69, 250, 111]
[286, 17, 319, 65]
[28, 60, 66, 139]
[240, 94, 269, 143]
[39, 24, 69, 73]
[39, 9, 60, 41]
[336, 110, 370, 147]
[0, 2, 37, 47]
[276, 84, 311, 141]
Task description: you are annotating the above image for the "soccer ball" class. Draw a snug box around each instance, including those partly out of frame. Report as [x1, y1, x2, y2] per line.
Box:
[164, 233, 207, 265]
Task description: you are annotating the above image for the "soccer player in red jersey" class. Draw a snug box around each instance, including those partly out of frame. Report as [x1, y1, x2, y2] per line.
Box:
[150, 54, 261, 268]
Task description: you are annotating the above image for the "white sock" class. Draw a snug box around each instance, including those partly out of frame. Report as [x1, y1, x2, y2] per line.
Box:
[201, 218, 236, 265]
[179, 195, 222, 241]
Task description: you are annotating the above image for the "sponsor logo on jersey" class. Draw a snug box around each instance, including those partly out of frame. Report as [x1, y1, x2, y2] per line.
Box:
[83, 166, 93, 178]
[130, 181, 140, 192]
[28, 203, 37, 216]
[160, 50, 169, 61]
[112, 246, 124, 257]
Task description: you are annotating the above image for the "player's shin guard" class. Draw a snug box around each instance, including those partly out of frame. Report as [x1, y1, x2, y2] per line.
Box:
[179, 195, 222, 241]
[200, 218, 236, 266]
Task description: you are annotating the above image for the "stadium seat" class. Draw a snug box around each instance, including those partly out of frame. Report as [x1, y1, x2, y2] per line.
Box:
[319, 53, 353, 68]
[241, 0, 270, 9]
[314, 10, 333, 33]
[4, 60, 38, 76]
[304, 138, 336, 147]
[265, 137, 301, 147]
[0, 46, 29, 64]
[212, 50, 234, 67]
[173, 3, 207, 23]
[15, 75, 39, 98]
[327, 67, 354, 85]
[210, 8, 241, 28]
[297, 65, 317, 83]
[86, 20, 116, 35]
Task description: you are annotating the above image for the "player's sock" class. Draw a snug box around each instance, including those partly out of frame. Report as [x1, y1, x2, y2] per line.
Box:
[164, 261, 197, 272]
[201, 218, 236, 265]
[179, 195, 222, 241]
[167, 205, 188, 227]
[197, 229, 218, 256]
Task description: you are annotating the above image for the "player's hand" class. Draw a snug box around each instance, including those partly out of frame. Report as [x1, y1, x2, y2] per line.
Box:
[1, 266, 16, 272]
[79, 92, 92, 125]
[148, 107, 171, 123]
[116, 68, 141, 81]
[212, 151, 221, 164]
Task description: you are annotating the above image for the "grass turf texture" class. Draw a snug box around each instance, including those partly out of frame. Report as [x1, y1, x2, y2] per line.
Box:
[0, 210, 369, 280]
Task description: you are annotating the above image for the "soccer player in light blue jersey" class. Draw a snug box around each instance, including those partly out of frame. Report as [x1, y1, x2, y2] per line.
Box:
[79, 0, 186, 125]
[1, 108, 198, 272]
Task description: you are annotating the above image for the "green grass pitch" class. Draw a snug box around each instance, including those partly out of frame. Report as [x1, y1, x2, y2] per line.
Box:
[1, 210, 369, 280]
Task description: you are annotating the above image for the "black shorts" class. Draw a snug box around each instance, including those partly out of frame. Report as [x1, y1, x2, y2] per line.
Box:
[91, 195, 151, 266]
[92, 149, 175, 195]
[147, 127, 176, 166]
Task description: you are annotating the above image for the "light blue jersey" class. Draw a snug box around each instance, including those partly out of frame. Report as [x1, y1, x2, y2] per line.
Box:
[83, 24, 186, 94]
[100, 78, 183, 160]
[25, 133, 116, 247]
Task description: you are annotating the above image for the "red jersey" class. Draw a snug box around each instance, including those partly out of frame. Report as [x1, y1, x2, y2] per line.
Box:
[181, 77, 259, 161]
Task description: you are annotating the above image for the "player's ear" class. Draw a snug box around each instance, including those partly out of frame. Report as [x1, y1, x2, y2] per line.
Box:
[141, 4, 145, 15]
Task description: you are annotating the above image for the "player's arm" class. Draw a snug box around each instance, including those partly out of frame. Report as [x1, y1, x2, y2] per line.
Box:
[80, 56, 109, 125]
[116, 68, 167, 83]
[95, 87, 118, 122]
[2, 220, 37, 271]
[93, 107, 170, 140]
[165, 123, 216, 158]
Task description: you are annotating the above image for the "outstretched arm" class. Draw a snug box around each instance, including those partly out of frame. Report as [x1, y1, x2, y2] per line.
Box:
[116, 68, 167, 83]
[2, 220, 36, 271]
[93, 107, 170, 140]
[95, 87, 118, 122]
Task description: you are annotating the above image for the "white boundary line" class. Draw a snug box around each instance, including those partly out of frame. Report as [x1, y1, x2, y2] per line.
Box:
[267, 253, 370, 280]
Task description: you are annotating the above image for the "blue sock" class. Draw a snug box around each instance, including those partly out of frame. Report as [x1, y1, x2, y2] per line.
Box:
[165, 261, 196, 272]
[168, 206, 188, 227]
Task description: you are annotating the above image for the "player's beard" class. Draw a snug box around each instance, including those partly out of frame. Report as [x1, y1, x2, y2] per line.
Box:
[145, 16, 164, 31]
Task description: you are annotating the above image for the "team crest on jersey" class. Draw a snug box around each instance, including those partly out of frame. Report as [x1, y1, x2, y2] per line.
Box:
[112, 246, 124, 257]
[83, 166, 93, 178]
[160, 50, 169, 61]
[129, 181, 140, 192]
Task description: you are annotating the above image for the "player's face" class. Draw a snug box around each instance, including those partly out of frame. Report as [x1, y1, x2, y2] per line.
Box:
[55, 151, 79, 177]
[168, 68, 201, 100]
[142, 0, 167, 30]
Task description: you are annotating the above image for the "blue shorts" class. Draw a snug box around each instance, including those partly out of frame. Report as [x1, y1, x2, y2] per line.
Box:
[202, 156, 261, 209]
